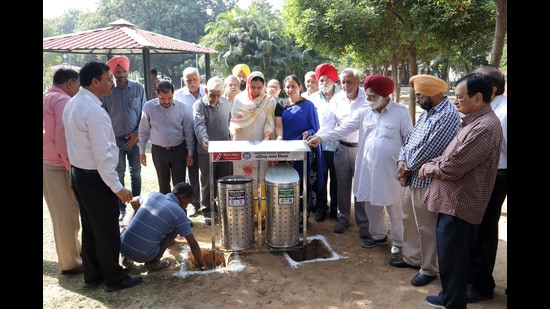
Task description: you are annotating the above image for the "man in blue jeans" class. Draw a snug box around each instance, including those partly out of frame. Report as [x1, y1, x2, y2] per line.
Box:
[101, 56, 147, 220]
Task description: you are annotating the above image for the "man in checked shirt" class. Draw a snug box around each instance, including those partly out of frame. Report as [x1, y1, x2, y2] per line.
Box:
[394, 74, 461, 287]
[420, 73, 502, 309]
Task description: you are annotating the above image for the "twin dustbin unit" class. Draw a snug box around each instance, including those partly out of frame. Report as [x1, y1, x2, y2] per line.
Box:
[217, 164, 301, 251]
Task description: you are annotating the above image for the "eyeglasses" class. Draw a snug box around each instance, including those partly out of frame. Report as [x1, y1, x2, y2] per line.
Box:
[414, 93, 423, 98]
[267, 85, 280, 89]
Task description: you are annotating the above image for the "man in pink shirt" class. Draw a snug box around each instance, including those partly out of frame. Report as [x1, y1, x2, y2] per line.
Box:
[43, 68, 83, 275]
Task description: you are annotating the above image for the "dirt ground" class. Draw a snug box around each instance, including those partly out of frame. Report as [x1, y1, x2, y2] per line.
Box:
[43, 199, 507, 308]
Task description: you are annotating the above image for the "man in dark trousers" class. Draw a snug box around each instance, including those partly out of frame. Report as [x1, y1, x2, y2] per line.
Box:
[63, 61, 142, 292]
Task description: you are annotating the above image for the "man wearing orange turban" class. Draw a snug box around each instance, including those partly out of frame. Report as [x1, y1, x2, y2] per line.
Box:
[232, 64, 250, 91]
[106, 56, 130, 74]
[393, 73, 461, 288]
[409, 74, 449, 96]
[408, 75, 449, 110]
[101, 55, 147, 221]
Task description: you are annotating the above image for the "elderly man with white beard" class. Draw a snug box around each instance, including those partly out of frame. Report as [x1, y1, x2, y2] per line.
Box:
[307, 74, 413, 263]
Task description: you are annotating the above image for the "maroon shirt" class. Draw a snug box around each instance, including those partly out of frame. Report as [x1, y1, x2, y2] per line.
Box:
[422, 104, 502, 224]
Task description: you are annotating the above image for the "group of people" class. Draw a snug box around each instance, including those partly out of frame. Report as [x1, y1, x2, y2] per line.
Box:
[44, 57, 506, 308]
[306, 66, 506, 309]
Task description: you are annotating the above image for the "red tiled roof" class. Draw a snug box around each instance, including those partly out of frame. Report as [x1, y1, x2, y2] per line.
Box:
[43, 19, 219, 55]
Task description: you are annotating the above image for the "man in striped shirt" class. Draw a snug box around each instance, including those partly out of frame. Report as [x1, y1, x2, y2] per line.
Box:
[120, 182, 207, 271]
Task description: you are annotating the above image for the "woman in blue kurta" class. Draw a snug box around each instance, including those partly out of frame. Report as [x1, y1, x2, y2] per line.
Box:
[277, 74, 325, 218]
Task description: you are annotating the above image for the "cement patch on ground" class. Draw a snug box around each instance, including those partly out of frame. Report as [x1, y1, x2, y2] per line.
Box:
[283, 234, 348, 268]
[174, 242, 246, 279]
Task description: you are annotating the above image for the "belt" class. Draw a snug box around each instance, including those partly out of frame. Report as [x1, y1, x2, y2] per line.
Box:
[339, 141, 358, 147]
[71, 165, 99, 174]
[153, 144, 181, 150]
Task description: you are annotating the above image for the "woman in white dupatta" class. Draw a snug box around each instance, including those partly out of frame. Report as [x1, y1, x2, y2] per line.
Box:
[229, 71, 276, 225]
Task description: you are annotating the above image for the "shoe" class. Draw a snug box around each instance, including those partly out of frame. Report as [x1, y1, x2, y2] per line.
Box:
[333, 218, 350, 233]
[361, 236, 388, 248]
[104, 275, 143, 292]
[390, 245, 402, 260]
[84, 279, 102, 288]
[411, 273, 437, 286]
[145, 260, 170, 271]
[389, 258, 420, 269]
[122, 257, 134, 269]
[425, 295, 445, 309]
[359, 226, 370, 239]
[61, 265, 84, 275]
[467, 288, 494, 303]
[314, 212, 326, 222]
[204, 217, 212, 226]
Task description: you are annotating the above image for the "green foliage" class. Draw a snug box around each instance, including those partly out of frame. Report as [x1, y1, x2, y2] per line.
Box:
[43, 0, 502, 87]
[284, 0, 497, 81]
[200, 0, 331, 83]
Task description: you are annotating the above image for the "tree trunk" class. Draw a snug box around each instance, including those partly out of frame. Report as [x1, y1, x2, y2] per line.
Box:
[392, 53, 399, 102]
[408, 44, 418, 125]
[489, 0, 507, 67]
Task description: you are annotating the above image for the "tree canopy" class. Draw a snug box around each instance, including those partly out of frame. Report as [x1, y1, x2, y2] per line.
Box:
[43, 0, 505, 103]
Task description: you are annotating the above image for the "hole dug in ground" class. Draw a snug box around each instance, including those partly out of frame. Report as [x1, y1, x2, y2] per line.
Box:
[285, 238, 332, 261]
[282, 234, 348, 268]
[187, 247, 227, 270]
[175, 244, 246, 278]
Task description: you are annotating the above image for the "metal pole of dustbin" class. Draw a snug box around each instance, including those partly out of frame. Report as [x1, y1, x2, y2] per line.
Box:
[256, 159, 262, 248]
[302, 157, 308, 246]
[209, 155, 216, 267]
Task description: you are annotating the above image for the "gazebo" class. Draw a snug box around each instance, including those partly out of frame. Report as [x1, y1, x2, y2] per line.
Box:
[43, 19, 220, 99]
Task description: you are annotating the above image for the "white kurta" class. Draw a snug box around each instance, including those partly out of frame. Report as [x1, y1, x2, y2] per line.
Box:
[318, 101, 413, 205]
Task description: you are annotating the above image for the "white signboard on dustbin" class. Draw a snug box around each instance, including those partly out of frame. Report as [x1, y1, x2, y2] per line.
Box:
[208, 140, 311, 161]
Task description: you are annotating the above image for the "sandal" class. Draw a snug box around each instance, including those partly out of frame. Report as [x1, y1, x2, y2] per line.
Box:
[122, 257, 134, 268]
[145, 260, 170, 271]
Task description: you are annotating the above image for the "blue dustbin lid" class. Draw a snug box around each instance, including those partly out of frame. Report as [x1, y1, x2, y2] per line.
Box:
[265, 164, 299, 184]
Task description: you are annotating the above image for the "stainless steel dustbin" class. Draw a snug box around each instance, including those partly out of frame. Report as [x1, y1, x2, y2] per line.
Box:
[217, 175, 255, 251]
[265, 164, 300, 248]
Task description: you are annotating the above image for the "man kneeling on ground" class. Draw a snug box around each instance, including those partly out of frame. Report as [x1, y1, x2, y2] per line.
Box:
[120, 182, 207, 271]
